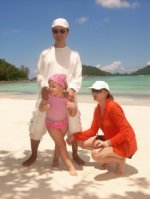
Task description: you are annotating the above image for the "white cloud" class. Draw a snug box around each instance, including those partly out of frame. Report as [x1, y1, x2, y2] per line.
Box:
[97, 61, 126, 73]
[146, 61, 150, 66]
[96, 0, 139, 9]
[76, 17, 89, 24]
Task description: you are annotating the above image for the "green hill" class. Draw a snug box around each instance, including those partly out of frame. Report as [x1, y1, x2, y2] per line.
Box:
[82, 65, 111, 76]
[0, 59, 29, 81]
[131, 65, 150, 75]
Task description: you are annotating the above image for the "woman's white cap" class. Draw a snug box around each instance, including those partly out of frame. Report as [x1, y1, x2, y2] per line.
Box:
[52, 18, 69, 29]
[89, 81, 110, 91]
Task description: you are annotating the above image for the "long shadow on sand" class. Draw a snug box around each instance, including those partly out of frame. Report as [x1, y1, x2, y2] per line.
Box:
[94, 163, 138, 181]
[0, 150, 149, 199]
[0, 149, 100, 199]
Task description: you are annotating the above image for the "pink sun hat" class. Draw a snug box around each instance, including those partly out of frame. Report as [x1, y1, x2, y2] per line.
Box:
[48, 74, 67, 88]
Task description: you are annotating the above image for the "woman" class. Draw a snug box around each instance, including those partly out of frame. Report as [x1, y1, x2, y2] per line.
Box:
[67, 81, 137, 174]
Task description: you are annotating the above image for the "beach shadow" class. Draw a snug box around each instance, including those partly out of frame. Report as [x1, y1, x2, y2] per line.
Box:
[0, 150, 101, 199]
[71, 149, 91, 170]
[21, 149, 91, 171]
[94, 163, 138, 181]
[107, 191, 150, 199]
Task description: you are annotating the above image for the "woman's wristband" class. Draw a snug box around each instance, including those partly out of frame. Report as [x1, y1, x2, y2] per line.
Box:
[107, 140, 111, 147]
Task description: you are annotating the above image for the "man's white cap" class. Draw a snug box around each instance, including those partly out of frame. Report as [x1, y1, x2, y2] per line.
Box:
[52, 18, 69, 29]
[89, 81, 110, 91]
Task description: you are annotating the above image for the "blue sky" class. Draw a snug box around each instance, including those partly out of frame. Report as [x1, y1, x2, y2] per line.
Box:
[0, 0, 150, 77]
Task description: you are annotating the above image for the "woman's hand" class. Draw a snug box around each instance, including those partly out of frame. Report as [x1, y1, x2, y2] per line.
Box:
[93, 140, 110, 149]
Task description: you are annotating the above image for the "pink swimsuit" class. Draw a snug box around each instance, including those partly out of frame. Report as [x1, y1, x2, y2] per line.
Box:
[45, 94, 68, 129]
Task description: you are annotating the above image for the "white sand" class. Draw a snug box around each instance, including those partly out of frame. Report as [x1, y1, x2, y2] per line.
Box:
[0, 99, 150, 199]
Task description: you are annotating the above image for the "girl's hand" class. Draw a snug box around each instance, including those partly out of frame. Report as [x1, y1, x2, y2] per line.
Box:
[66, 135, 75, 145]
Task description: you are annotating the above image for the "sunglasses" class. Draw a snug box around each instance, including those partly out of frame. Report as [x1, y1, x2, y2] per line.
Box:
[52, 29, 67, 34]
[92, 89, 103, 93]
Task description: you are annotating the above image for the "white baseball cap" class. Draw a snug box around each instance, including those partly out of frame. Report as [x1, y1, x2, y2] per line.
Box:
[52, 18, 69, 29]
[89, 81, 110, 91]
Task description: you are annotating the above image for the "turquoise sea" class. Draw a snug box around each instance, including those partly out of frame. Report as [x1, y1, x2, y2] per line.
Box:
[0, 76, 150, 105]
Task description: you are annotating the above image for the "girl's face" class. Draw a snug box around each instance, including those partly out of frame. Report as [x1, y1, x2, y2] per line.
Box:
[48, 81, 64, 96]
[92, 89, 108, 102]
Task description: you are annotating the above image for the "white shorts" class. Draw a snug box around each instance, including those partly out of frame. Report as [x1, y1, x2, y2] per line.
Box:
[29, 95, 82, 140]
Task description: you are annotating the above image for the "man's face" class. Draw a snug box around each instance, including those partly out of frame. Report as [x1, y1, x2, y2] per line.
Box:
[52, 26, 69, 42]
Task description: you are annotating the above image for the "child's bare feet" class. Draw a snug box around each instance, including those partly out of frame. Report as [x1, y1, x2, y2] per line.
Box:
[115, 159, 125, 174]
[69, 167, 78, 176]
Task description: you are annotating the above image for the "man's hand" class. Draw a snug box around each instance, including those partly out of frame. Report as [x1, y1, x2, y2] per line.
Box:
[41, 87, 49, 101]
[39, 100, 51, 112]
[68, 88, 75, 102]
[66, 135, 75, 145]
[67, 100, 76, 110]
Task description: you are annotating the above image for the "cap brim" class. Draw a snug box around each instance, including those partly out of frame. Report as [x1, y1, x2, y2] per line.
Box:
[88, 86, 99, 90]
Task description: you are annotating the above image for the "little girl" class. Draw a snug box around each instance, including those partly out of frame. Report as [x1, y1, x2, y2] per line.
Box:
[39, 74, 77, 176]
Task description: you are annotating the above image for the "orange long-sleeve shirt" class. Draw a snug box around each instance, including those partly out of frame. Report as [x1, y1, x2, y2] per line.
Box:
[75, 99, 137, 158]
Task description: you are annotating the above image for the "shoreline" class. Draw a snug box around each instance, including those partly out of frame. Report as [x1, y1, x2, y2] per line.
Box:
[0, 92, 150, 106]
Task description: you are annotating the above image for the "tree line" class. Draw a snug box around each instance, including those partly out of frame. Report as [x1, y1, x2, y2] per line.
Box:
[0, 59, 29, 81]
[1, 58, 150, 81]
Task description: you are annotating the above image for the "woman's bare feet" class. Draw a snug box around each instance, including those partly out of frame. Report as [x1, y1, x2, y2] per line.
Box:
[22, 155, 37, 166]
[115, 159, 125, 174]
[101, 163, 107, 170]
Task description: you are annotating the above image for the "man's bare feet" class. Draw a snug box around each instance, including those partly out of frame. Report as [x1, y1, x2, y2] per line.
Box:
[51, 157, 59, 169]
[115, 159, 125, 174]
[22, 155, 37, 166]
[72, 153, 85, 165]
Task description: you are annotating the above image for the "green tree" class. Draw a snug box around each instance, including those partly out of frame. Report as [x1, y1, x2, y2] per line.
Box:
[0, 59, 29, 81]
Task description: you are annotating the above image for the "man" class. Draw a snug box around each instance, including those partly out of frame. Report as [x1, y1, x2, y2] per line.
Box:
[23, 18, 85, 167]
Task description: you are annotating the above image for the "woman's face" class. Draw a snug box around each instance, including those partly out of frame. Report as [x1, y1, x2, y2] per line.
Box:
[92, 89, 108, 102]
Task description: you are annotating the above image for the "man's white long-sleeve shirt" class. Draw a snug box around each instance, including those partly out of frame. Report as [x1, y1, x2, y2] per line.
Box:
[37, 46, 82, 92]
